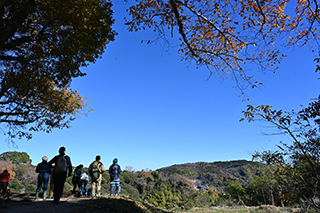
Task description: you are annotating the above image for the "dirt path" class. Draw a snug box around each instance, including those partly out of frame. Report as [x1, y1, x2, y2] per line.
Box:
[0, 195, 93, 213]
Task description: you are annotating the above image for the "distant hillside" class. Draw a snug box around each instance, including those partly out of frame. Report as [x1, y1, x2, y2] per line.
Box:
[157, 160, 265, 189]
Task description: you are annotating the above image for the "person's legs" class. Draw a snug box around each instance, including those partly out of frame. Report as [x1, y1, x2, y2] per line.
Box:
[36, 176, 43, 193]
[43, 173, 50, 200]
[35, 174, 43, 200]
[72, 179, 77, 193]
[84, 180, 88, 195]
[43, 173, 50, 192]
[115, 182, 121, 196]
[49, 175, 54, 198]
[53, 173, 66, 204]
[78, 180, 84, 194]
[91, 181, 96, 197]
[96, 180, 102, 197]
[0, 182, 6, 196]
[110, 181, 115, 196]
[77, 179, 81, 192]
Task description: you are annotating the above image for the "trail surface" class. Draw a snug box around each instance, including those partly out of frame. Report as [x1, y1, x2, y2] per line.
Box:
[0, 194, 92, 213]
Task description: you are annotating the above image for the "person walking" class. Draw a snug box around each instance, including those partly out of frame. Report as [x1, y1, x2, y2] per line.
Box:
[109, 158, 121, 196]
[48, 147, 72, 204]
[0, 170, 10, 198]
[72, 164, 83, 194]
[35, 156, 52, 201]
[78, 172, 89, 197]
[88, 155, 105, 198]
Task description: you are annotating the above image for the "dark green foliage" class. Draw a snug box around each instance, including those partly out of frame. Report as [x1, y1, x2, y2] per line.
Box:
[0, 151, 32, 165]
[0, 0, 116, 142]
[120, 182, 140, 197]
[226, 180, 245, 199]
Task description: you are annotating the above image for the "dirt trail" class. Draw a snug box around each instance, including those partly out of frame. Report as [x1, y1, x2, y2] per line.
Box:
[0, 195, 93, 213]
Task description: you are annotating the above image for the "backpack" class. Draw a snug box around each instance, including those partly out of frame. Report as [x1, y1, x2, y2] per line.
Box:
[55, 155, 67, 173]
[111, 164, 119, 176]
[73, 169, 81, 178]
[91, 162, 101, 181]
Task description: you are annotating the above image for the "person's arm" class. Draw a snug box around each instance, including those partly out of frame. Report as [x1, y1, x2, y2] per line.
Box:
[35, 164, 39, 173]
[7, 173, 10, 182]
[48, 156, 57, 168]
[100, 163, 105, 174]
[108, 165, 112, 175]
[67, 156, 72, 176]
[88, 163, 93, 176]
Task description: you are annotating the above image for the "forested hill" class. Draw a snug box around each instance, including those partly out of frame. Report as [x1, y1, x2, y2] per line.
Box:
[157, 160, 264, 188]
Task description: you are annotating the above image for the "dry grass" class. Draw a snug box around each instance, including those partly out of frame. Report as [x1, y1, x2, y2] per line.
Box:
[174, 205, 301, 213]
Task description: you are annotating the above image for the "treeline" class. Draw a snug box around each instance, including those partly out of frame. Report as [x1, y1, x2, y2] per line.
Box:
[0, 151, 318, 211]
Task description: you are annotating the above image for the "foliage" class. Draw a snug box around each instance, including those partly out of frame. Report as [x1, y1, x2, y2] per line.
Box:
[226, 180, 245, 199]
[158, 160, 263, 188]
[8, 164, 37, 193]
[125, 0, 319, 91]
[241, 55, 320, 210]
[0, 0, 116, 142]
[2, 155, 304, 210]
[0, 160, 16, 179]
[0, 151, 32, 165]
[245, 166, 279, 206]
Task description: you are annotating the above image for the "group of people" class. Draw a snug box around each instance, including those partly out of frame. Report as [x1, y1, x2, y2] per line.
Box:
[34, 146, 121, 204]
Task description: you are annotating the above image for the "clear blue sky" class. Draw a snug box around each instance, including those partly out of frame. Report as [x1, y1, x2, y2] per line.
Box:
[0, 1, 319, 171]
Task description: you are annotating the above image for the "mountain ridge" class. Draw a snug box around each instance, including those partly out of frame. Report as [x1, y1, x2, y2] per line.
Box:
[156, 159, 264, 189]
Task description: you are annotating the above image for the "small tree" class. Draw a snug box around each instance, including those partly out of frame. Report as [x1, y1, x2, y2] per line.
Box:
[226, 180, 245, 202]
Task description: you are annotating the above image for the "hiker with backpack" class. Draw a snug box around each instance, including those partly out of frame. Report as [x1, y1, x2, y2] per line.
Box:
[72, 164, 83, 194]
[35, 156, 52, 201]
[48, 146, 72, 204]
[109, 158, 121, 196]
[88, 155, 105, 198]
[0, 170, 10, 198]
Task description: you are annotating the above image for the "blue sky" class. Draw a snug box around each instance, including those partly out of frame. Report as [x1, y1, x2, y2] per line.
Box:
[0, 1, 319, 171]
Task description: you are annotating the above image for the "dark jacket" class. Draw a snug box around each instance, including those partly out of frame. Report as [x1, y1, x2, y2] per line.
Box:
[109, 164, 121, 181]
[48, 154, 72, 175]
[36, 161, 52, 174]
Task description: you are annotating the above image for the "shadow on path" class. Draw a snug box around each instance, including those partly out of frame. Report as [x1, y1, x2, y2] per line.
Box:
[78, 197, 172, 213]
[0, 193, 172, 213]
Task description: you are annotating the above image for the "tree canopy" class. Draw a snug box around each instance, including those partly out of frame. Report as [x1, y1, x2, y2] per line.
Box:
[125, 0, 320, 91]
[0, 0, 116, 141]
[0, 151, 32, 165]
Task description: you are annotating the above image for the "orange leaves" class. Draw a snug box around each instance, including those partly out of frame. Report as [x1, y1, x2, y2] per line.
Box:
[0, 160, 16, 179]
[126, 0, 319, 91]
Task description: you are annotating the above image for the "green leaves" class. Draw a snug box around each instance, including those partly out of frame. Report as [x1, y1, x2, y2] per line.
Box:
[0, 0, 114, 142]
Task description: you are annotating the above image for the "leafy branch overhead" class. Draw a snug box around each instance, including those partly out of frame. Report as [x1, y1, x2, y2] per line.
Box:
[0, 0, 116, 142]
[125, 0, 320, 91]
